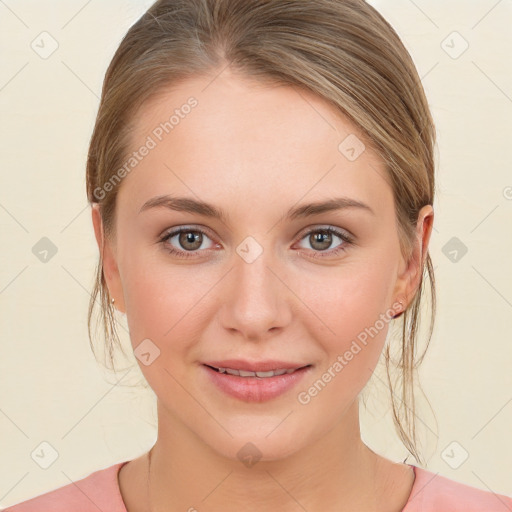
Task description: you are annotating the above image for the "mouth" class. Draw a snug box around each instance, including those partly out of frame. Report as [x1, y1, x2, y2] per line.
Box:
[201, 362, 313, 402]
[203, 364, 311, 378]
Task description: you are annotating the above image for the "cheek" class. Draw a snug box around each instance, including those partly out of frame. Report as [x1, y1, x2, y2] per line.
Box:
[297, 261, 395, 395]
[121, 252, 214, 357]
[121, 261, 212, 403]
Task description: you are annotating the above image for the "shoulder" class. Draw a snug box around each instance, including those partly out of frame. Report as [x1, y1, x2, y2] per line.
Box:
[403, 465, 512, 512]
[3, 461, 129, 512]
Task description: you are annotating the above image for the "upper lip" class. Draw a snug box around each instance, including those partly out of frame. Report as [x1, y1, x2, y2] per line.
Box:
[203, 359, 311, 372]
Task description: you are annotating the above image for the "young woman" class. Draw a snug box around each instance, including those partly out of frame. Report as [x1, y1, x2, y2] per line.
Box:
[6, 0, 511, 511]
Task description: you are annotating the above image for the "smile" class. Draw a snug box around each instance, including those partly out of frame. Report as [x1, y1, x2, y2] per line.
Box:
[202, 364, 312, 402]
[205, 365, 306, 378]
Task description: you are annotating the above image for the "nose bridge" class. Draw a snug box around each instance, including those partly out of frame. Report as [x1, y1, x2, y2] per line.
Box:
[235, 235, 281, 308]
[220, 235, 291, 338]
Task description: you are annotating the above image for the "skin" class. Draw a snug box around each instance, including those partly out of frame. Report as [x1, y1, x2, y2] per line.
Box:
[92, 68, 433, 512]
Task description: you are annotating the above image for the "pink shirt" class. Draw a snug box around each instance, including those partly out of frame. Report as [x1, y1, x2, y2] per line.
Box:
[4, 461, 512, 511]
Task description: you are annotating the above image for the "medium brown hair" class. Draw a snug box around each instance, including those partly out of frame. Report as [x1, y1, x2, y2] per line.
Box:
[86, 0, 436, 466]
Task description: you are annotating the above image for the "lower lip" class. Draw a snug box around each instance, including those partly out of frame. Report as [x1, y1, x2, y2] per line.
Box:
[202, 364, 312, 403]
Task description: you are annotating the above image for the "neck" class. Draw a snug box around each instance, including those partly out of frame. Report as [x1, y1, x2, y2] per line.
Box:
[147, 399, 391, 512]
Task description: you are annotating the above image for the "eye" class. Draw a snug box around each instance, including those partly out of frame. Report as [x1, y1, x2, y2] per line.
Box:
[159, 226, 219, 259]
[159, 225, 354, 260]
[295, 226, 354, 258]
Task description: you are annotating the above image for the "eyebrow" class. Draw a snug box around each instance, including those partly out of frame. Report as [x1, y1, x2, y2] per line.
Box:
[138, 194, 375, 221]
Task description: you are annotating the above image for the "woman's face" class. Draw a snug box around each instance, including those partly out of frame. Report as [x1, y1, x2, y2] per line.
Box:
[93, 70, 432, 461]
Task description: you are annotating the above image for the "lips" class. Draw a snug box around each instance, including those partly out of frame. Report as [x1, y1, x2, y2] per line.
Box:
[202, 363, 312, 402]
[205, 365, 300, 378]
[202, 359, 310, 373]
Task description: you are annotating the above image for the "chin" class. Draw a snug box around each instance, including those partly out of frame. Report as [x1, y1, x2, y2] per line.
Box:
[202, 423, 311, 466]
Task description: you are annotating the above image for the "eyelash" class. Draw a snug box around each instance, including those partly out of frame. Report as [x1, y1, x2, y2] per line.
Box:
[159, 226, 354, 260]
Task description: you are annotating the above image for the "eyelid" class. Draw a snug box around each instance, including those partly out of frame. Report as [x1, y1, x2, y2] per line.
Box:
[159, 223, 215, 237]
[296, 224, 354, 241]
[160, 224, 353, 242]
[159, 225, 218, 248]
[159, 223, 354, 258]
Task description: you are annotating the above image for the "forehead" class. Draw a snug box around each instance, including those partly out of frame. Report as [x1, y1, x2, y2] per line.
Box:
[117, 71, 392, 220]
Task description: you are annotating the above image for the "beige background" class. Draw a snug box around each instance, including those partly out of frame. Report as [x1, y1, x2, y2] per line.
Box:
[1, 0, 511, 507]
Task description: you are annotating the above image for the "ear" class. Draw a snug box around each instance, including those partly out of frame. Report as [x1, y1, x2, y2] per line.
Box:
[393, 204, 434, 311]
[91, 203, 126, 314]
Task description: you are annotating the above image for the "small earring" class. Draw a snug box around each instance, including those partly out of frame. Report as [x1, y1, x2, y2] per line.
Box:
[392, 299, 405, 319]
[111, 297, 115, 305]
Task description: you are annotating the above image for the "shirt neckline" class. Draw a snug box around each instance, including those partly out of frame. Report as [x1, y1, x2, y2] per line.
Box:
[113, 460, 419, 511]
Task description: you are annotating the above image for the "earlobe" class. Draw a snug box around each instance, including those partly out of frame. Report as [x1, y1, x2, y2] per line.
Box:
[90, 203, 126, 313]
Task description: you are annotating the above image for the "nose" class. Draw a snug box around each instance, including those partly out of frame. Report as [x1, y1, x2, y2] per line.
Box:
[218, 245, 292, 342]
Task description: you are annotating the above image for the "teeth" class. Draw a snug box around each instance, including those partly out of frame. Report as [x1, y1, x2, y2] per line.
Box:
[216, 367, 299, 378]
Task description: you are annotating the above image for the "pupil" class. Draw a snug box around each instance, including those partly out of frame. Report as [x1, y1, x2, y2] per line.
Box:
[180, 231, 202, 250]
[312, 231, 331, 250]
